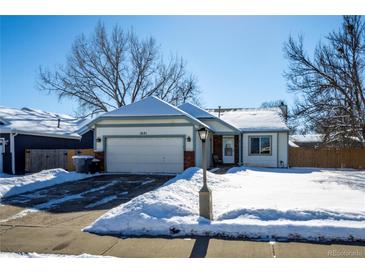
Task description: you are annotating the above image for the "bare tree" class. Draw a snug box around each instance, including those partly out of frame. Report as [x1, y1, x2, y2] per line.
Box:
[284, 16, 365, 147]
[38, 23, 200, 117]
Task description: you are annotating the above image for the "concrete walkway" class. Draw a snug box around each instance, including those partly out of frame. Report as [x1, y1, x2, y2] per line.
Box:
[1, 205, 364, 258]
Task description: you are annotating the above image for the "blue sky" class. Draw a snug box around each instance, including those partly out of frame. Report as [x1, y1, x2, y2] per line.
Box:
[1, 16, 342, 115]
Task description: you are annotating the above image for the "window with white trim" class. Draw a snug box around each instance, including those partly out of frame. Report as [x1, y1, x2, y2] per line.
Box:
[249, 136, 272, 155]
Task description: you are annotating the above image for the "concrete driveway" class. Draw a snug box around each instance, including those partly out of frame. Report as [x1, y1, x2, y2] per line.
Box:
[1, 174, 364, 258]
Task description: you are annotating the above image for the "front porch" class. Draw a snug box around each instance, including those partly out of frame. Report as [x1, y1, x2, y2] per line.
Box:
[211, 135, 240, 167]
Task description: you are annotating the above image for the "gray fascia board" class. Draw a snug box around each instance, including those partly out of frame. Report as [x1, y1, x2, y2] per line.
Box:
[241, 129, 290, 133]
[0, 128, 81, 140]
[212, 132, 240, 136]
[87, 114, 213, 132]
[95, 123, 193, 128]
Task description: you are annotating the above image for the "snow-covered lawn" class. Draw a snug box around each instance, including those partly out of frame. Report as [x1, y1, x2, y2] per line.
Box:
[84, 167, 365, 242]
[0, 169, 95, 199]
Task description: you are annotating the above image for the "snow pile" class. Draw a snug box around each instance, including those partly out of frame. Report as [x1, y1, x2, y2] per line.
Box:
[84, 167, 365, 242]
[208, 108, 288, 132]
[0, 169, 95, 199]
[0, 252, 115, 258]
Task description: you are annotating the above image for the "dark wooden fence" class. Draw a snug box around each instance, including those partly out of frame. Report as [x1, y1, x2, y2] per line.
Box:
[25, 149, 94, 173]
[289, 147, 365, 169]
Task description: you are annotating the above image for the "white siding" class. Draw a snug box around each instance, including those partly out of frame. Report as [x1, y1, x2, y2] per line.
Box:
[242, 133, 278, 167]
[278, 132, 288, 167]
[97, 118, 189, 125]
[242, 132, 288, 168]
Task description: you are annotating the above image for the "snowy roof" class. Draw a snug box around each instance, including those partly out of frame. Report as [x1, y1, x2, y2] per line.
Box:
[207, 108, 289, 132]
[0, 106, 88, 139]
[179, 103, 216, 119]
[98, 96, 211, 129]
[179, 102, 240, 132]
[290, 134, 324, 143]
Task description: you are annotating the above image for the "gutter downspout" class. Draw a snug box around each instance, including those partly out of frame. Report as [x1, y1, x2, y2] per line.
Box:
[277, 132, 279, 168]
[238, 133, 242, 165]
[10, 132, 18, 174]
[287, 132, 289, 168]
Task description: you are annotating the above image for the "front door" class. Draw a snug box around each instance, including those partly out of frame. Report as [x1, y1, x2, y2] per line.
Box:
[222, 136, 234, 164]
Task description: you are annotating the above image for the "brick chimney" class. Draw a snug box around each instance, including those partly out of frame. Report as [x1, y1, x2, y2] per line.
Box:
[279, 102, 288, 121]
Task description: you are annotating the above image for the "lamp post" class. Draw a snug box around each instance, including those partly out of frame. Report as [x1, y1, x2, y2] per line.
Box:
[197, 127, 213, 220]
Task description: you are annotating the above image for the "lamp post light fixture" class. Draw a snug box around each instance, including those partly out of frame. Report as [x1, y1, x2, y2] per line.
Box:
[197, 127, 213, 220]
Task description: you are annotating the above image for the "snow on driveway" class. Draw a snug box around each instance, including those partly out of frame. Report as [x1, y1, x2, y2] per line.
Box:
[0, 178, 122, 223]
[84, 167, 365, 242]
[0, 169, 96, 199]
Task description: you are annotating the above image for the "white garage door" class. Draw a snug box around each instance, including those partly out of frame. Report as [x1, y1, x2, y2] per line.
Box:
[106, 137, 184, 173]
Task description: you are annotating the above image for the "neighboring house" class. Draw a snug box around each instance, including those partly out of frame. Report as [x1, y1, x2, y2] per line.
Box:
[289, 134, 324, 148]
[85, 96, 289, 174]
[0, 107, 93, 174]
[290, 134, 365, 148]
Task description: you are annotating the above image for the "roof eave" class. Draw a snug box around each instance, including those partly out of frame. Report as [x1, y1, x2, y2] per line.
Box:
[240, 128, 290, 133]
[0, 128, 81, 140]
[83, 114, 214, 132]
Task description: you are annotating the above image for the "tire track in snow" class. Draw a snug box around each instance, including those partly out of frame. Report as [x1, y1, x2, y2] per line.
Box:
[0, 180, 124, 222]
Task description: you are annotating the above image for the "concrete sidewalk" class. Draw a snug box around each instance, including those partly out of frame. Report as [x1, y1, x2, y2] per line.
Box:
[1, 205, 364, 258]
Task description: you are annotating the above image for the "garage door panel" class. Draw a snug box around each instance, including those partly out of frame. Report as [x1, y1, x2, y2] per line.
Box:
[106, 137, 184, 173]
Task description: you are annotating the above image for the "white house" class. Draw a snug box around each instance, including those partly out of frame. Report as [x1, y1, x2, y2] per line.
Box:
[85, 96, 289, 173]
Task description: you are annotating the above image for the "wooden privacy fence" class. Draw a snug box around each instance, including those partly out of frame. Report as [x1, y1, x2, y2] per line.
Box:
[25, 149, 94, 173]
[289, 147, 365, 169]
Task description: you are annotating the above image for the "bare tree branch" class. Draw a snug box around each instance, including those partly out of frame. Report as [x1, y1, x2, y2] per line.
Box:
[284, 16, 365, 147]
[38, 22, 200, 117]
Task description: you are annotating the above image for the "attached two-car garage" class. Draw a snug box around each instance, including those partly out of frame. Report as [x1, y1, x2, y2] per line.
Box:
[105, 137, 184, 173]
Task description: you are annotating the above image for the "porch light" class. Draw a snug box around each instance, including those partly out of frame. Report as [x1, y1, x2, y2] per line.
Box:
[198, 128, 208, 143]
[186, 136, 191, 142]
[96, 137, 101, 143]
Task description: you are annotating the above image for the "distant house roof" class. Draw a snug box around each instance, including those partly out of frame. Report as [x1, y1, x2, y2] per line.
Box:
[0, 106, 88, 139]
[290, 134, 324, 143]
[95, 96, 211, 130]
[207, 107, 289, 132]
